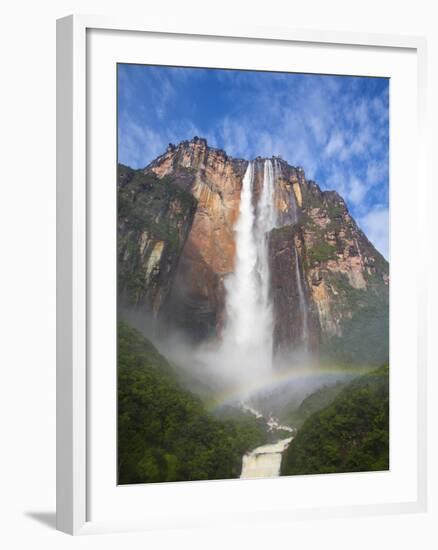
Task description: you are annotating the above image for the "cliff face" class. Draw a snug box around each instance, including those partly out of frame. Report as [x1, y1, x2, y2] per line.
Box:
[269, 224, 321, 354]
[147, 137, 246, 340]
[300, 180, 388, 339]
[265, 160, 389, 361]
[118, 137, 389, 364]
[117, 164, 197, 317]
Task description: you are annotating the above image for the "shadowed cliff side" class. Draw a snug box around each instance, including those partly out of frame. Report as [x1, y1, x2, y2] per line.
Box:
[117, 164, 197, 317]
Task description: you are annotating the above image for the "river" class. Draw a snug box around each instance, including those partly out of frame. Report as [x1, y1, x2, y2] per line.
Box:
[240, 406, 295, 479]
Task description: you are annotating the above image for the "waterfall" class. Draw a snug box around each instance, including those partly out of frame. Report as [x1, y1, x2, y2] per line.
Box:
[207, 157, 310, 389]
[257, 160, 277, 235]
[255, 160, 277, 308]
[294, 246, 309, 350]
[220, 160, 277, 383]
[223, 161, 262, 353]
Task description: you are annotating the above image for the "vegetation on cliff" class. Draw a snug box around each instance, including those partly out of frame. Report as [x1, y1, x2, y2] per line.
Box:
[118, 164, 196, 246]
[118, 321, 267, 484]
[281, 365, 389, 476]
[321, 274, 389, 365]
[306, 240, 337, 265]
[118, 164, 197, 309]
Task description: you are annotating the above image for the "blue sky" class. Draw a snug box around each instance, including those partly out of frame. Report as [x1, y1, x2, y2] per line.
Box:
[118, 64, 389, 259]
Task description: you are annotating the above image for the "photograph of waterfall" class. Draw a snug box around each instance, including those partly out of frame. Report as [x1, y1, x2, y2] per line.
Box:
[117, 64, 389, 484]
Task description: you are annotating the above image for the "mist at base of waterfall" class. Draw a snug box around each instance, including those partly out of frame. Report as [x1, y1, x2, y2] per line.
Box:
[120, 303, 353, 425]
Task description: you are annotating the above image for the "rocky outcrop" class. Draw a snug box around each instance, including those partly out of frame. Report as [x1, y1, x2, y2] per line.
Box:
[117, 164, 197, 317]
[299, 181, 388, 345]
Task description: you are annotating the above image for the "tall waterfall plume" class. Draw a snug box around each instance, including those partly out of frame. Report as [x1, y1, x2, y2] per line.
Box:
[198, 157, 311, 391]
[255, 160, 278, 311]
[219, 160, 277, 386]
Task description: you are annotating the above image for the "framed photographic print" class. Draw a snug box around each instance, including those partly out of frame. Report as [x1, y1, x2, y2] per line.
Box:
[57, 15, 427, 535]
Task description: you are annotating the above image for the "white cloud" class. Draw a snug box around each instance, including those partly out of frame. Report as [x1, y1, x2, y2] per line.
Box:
[353, 100, 369, 127]
[347, 176, 367, 206]
[366, 160, 387, 186]
[349, 124, 372, 156]
[370, 91, 389, 122]
[359, 206, 389, 260]
[307, 114, 327, 145]
[218, 117, 250, 159]
[118, 120, 167, 168]
[325, 132, 345, 157]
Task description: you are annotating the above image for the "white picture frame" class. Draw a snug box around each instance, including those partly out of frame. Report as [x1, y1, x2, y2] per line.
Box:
[56, 14, 428, 535]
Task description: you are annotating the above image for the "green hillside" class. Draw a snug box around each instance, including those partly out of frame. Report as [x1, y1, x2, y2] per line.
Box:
[281, 365, 389, 476]
[280, 380, 347, 429]
[118, 321, 267, 484]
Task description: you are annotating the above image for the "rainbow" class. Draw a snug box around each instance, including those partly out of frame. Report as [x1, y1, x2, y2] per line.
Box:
[205, 363, 373, 410]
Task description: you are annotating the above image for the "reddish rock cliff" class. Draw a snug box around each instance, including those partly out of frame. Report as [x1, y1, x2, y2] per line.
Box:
[147, 137, 246, 339]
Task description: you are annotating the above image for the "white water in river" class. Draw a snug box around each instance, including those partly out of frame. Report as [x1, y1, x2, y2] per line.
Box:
[240, 438, 293, 478]
[240, 407, 294, 479]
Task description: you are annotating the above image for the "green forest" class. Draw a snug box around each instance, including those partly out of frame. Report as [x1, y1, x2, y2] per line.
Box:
[118, 321, 267, 484]
[281, 365, 389, 476]
[280, 380, 347, 429]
